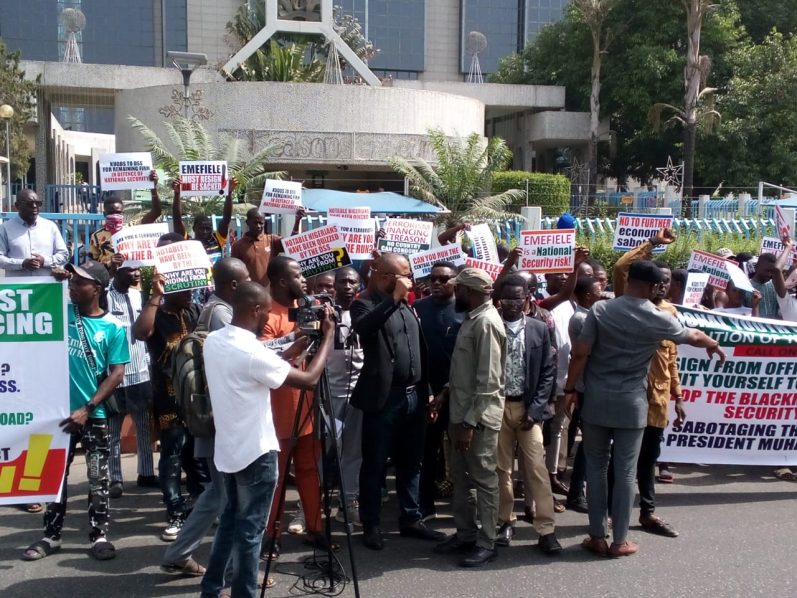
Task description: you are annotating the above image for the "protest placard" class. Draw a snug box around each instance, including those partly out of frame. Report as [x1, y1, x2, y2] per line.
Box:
[327, 207, 375, 260]
[464, 257, 504, 281]
[111, 222, 169, 268]
[682, 272, 710, 306]
[99, 152, 154, 191]
[465, 223, 500, 263]
[377, 218, 434, 254]
[0, 278, 70, 505]
[178, 160, 229, 197]
[760, 236, 796, 267]
[687, 249, 753, 292]
[660, 306, 797, 465]
[154, 240, 213, 294]
[518, 229, 576, 273]
[775, 204, 793, 239]
[612, 212, 673, 252]
[259, 179, 303, 214]
[409, 245, 465, 280]
[282, 225, 351, 277]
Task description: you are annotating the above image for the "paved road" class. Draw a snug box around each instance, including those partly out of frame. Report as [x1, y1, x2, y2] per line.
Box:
[1, 454, 795, 598]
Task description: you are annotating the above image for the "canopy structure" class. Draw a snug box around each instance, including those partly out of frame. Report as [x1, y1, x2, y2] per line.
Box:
[768, 196, 797, 209]
[302, 189, 447, 215]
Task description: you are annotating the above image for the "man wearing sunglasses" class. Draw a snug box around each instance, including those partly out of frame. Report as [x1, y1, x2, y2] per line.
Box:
[0, 189, 69, 277]
[350, 253, 444, 550]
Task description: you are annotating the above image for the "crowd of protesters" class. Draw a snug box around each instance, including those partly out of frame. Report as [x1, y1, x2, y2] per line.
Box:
[3, 184, 797, 598]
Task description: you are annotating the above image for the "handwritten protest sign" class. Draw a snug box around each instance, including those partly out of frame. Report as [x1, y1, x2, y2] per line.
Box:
[99, 152, 154, 191]
[775, 204, 793, 239]
[760, 236, 796, 267]
[154, 241, 213, 294]
[327, 207, 374, 260]
[0, 279, 70, 505]
[377, 219, 434, 254]
[661, 306, 797, 465]
[519, 229, 576, 274]
[465, 223, 500, 263]
[282, 225, 351, 277]
[259, 180, 303, 214]
[682, 272, 710, 306]
[111, 223, 169, 268]
[178, 161, 228, 197]
[612, 212, 673, 252]
[409, 245, 465, 280]
[464, 257, 503, 281]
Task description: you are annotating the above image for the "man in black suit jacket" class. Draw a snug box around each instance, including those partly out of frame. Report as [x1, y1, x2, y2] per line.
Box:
[350, 253, 445, 550]
[494, 274, 563, 555]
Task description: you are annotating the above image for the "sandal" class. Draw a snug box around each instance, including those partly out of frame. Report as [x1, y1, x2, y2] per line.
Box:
[260, 539, 281, 561]
[657, 467, 674, 484]
[22, 538, 61, 561]
[161, 557, 206, 576]
[774, 468, 796, 481]
[24, 503, 43, 513]
[90, 539, 117, 561]
[257, 574, 276, 589]
[553, 499, 566, 514]
[304, 533, 340, 552]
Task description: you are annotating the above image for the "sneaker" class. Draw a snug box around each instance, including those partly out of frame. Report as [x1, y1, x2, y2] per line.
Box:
[288, 509, 305, 534]
[109, 481, 123, 499]
[335, 500, 362, 526]
[161, 515, 184, 542]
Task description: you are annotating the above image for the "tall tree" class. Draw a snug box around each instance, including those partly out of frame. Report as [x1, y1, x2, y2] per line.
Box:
[0, 41, 39, 182]
[572, 0, 619, 197]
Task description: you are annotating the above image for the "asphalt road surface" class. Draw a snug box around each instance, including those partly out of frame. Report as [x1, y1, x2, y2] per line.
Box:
[1, 454, 795, 598]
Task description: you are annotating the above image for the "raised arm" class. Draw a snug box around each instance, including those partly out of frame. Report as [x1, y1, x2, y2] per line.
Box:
[217, 177, 236, 239]
[539, 246, 589, 310]
[613, 228, 675, 297]
[140, 170, 163, 224]
[772, 234, 792, 299]
[133, 271, 164, 340]
[171, 177, 186, 238]
[438, 222, 470, 246]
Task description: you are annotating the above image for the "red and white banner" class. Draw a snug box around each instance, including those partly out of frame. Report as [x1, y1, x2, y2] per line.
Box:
[178, 161, 229, 197]
[464, 257, 503, 281]
[327, 207, 374, 260]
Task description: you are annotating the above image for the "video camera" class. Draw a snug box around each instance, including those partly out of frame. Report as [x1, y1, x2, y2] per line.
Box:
[288, 294, 341, 337]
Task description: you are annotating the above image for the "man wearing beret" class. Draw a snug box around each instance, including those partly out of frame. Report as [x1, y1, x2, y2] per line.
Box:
[564, 260, 725, 558]
[432, 268, 507, 567]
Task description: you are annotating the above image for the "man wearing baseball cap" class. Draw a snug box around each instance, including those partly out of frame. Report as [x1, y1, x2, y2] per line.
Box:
[564, 260, 724, 558]
[432, 268, 506, 567]
[23, 260, 130, 562]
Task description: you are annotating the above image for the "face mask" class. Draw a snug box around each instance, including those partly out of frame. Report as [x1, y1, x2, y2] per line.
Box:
[104, 213, 124, 233]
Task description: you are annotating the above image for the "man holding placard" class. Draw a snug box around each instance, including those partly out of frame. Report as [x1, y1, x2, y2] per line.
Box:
[231, 207, 304, 287]
[171, 172, 235, 263]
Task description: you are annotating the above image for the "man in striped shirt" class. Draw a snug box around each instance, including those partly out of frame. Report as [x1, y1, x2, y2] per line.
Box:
[106, 265, 158, 497]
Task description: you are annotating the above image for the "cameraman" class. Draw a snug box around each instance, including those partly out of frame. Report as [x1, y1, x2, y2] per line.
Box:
[261, 256, 325, 552]
[200, 282, 335, 598]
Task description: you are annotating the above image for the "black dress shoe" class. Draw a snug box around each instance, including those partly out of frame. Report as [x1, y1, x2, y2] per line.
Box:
[566, 496, 589, 514]
[458, 546, 497, 568]
[399, 520, 446, 542]
[494, 522, 514, 547]
[549, 474, 569, 496]
[137, 475, 160, 488]
[433, 535, 476, 554]
[538, 533, 563, 555]
[363, 526, 385, 550]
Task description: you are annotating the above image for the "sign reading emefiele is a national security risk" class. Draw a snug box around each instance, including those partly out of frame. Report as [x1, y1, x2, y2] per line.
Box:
[0, 279, 70, 505]
[519, 229, 576, 273]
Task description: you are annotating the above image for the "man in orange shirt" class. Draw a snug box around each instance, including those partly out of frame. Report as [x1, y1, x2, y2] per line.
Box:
[261, 256, 325, 555]
[231, 207, 304, 287]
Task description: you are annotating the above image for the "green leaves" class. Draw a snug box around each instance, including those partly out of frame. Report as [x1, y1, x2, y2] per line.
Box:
[0, 41, 39, 180]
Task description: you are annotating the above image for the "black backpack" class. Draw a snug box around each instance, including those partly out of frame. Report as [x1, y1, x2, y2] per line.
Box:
[171, 304, 219, 438]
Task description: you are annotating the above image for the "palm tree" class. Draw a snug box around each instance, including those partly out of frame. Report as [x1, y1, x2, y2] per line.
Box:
[389, 130, 522, 226]
[128, 115, 285, 215]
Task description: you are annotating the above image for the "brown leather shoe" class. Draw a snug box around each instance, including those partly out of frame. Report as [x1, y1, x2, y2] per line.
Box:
[581, 536, 609, 557]
[609, 541, 639, 557]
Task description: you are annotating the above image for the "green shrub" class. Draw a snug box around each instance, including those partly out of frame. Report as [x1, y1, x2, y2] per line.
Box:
[492, 171, 570, 216]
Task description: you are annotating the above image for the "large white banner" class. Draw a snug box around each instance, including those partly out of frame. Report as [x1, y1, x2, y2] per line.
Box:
[660, 306, 797, 465]
[0, 278, 70, 505]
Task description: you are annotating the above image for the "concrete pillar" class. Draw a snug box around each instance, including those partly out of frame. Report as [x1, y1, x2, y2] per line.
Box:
[520, 206, 541, 230]
[738, 192, 751, 218]
[698, 194, 710, 219]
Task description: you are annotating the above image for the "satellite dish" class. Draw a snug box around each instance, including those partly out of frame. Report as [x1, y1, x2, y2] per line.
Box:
[61, 8, 87, 33]
[466, 31, 487, 56]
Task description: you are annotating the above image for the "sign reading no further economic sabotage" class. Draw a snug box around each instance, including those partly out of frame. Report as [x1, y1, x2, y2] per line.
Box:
[99, 152, 154, 191]
[661, 306, 797, 466]
[259, 180, 304, 215]
[326, 207, 375, 260]
[111, 223, 170, 268]
[519, 229, 576, 274]
[282, 225, 352, 277]
[154, 241, 213, 294]
[377, 219, 434, 254]
[178, 161, 229, 197]
[612, 212, 673, 252]
[0, 278, 70, 505]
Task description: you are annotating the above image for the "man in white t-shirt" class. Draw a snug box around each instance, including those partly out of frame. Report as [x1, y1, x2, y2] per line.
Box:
[773, 235, 797, 322]
[199, 282, 335, 598]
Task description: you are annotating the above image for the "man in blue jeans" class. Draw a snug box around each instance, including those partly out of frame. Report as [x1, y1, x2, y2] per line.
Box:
[200, 282, 335, 598]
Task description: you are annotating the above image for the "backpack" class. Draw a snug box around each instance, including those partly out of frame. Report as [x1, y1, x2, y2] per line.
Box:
[171, 304, 219, 438]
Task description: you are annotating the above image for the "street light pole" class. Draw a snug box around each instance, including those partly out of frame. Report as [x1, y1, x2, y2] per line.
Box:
[167, 51, 207, 120]
[0, 104, 14, 211]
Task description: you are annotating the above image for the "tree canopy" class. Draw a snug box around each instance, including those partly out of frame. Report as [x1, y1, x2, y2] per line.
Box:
[0, 41, 39, 181]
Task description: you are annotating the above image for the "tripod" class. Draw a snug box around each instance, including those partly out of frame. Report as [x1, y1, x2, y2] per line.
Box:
[260, 339, 361, 598]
